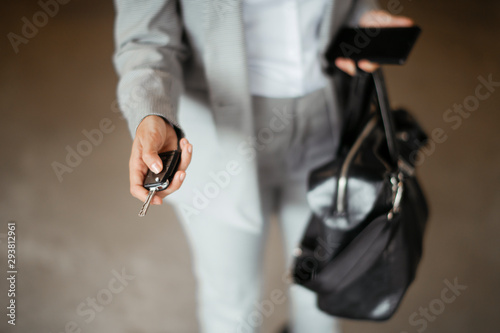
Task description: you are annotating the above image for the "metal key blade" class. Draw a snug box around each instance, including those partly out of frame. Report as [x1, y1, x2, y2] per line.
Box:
[138, 188, 157, 217]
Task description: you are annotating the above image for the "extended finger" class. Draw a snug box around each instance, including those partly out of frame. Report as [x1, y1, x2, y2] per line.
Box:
[140, 131, 164, 174]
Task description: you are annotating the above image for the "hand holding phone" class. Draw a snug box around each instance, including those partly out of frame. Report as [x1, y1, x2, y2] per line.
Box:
[331, 10, 418, 75]
[327, 26, 421, 65]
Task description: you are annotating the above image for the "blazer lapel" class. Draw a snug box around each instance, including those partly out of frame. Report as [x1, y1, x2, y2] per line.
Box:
[203, 0, 254, 149]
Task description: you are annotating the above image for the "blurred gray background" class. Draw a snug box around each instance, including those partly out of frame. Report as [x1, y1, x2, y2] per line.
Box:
[1, 0, 499, 332]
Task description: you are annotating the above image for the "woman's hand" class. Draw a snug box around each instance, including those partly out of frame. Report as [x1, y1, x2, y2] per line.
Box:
[129, 115, 193, 205]
[335, 10, 414, 75]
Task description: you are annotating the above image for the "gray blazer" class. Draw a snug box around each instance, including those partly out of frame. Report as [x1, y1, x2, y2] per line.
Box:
[113, 0, 378, 231]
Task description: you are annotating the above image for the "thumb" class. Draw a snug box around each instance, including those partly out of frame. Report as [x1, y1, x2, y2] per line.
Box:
[141, 137, 163, 174]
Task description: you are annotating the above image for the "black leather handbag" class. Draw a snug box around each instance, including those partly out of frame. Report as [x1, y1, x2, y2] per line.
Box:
[292, 68, 429, 321]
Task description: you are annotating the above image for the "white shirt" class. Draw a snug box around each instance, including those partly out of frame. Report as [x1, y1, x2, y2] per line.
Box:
[242, 0, 329, 98]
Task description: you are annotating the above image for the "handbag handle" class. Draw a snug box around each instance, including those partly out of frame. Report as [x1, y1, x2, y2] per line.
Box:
[335, 69, 401, 215]
[338, 68, 399, 167]
[372, 69, 399, 167]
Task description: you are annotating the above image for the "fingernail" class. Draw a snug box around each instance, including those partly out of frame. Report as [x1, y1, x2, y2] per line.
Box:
[180, 172, 186, 182]
[151, 162, 161, 174]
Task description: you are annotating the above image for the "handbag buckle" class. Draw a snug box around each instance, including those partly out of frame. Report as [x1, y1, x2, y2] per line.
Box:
[388, 172, 404, 220]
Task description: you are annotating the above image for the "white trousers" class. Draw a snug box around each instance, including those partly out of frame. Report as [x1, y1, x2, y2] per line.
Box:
[173, 87, 341, 333]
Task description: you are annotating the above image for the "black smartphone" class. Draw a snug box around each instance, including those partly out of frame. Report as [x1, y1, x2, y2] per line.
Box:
[326, 26, 421, 65]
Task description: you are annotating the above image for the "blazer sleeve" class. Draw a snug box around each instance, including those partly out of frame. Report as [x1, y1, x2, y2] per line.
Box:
[112, 0, 189, 138]
[345, 0, 380, 26]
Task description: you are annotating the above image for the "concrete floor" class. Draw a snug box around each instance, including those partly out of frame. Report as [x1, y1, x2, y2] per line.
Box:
[1, 0, 499, 332]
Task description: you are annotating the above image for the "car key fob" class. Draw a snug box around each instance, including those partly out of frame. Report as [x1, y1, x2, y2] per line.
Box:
[139, 150, 181, 217]
[143, 150, 181, 191]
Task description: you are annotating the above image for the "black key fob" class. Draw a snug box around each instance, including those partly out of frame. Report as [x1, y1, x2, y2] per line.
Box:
[143, 150, 181, 191]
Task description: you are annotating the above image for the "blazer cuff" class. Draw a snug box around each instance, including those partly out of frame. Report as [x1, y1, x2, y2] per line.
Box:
[117, 69, 185, 140]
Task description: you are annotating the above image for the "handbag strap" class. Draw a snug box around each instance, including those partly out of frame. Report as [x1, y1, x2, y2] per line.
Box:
[339, 68, 399, 167]
[372, 69, 399, 167]
[340, 70, 374, 148]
